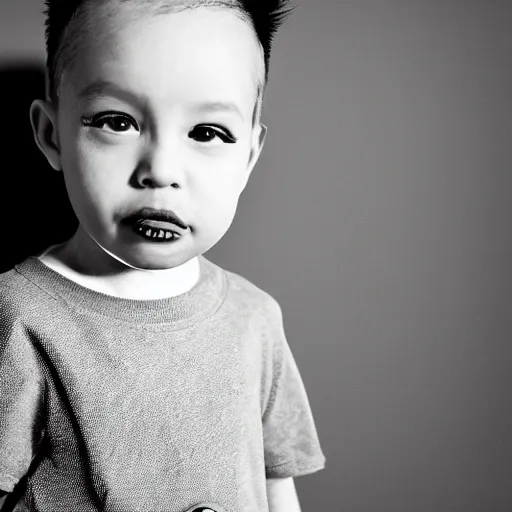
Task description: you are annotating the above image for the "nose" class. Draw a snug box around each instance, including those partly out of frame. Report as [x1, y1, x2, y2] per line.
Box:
[134, 141, 186, 189]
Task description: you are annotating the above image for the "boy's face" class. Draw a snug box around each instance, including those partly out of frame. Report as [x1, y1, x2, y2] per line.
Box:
[39, 5, 266, 270]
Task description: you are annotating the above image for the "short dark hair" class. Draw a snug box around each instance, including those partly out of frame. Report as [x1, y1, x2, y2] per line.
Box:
[43, 0, 293, 101]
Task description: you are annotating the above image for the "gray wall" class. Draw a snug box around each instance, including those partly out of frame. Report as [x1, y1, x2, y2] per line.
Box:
[2, 1, 512, 510]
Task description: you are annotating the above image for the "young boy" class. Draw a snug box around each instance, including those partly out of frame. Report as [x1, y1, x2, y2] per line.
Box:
[0, 0, 325, 510]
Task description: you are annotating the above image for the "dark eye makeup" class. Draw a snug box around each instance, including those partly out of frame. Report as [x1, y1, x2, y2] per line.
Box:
[188, 125, 237, 144]
[81, 111, 237, 144]
[82, 111, 139, 132]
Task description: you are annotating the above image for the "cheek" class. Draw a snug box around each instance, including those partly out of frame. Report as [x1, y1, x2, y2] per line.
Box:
[64, 138, 134, 196]
[193, 153, 249, 208]
[204, 144, 252, 188]
[193, 178, 245, 236]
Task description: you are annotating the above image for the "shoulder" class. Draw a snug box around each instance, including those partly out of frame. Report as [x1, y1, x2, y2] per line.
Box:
[0, 264, 34, 312]
[0, 258, 58, 331]
[203, 259, 289, 349]
[0, 264, 46, 368]
[215, 261, 283, 320]
[0, 266, 30, 331]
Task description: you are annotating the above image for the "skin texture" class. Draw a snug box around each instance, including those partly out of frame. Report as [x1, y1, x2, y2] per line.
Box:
[30, 6, 266, 298]
[266, 477, 302, 512]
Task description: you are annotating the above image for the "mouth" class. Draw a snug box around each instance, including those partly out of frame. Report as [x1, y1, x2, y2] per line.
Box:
[122, 207, 189, 243]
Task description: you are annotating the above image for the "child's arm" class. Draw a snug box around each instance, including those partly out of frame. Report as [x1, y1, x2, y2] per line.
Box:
[266, 477, 302, 512]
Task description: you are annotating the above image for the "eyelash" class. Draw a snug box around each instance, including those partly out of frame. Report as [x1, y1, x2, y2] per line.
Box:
[82, 111, 139, 132]
[189, 125, 237, 144]
[81, 111, 237, 144]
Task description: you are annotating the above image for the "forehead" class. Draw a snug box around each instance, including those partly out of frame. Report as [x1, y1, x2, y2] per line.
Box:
[60, 5, 263, 117]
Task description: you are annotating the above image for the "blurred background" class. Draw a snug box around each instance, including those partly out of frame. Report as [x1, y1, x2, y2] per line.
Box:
[1, 1, 512, 510]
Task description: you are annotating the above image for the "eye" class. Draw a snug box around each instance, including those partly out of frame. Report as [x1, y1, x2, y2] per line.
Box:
[82, 111, 139, 133]
[188, 125, 237, 144]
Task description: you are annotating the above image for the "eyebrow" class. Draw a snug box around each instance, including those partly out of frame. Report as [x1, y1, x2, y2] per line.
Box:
[78, 80, 143, 105]
[192, 102, 245, 121]
[78, 80, 245, 121]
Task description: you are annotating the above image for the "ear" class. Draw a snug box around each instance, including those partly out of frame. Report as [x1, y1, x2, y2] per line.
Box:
[241, 122, 267, 189]
[29, 99, 62, 171]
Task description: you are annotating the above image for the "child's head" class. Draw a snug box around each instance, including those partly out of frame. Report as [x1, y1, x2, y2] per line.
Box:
[31, 0, 291, 271]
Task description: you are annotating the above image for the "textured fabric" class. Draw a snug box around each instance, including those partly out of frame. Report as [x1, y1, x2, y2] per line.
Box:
[0, 255, 325, 512]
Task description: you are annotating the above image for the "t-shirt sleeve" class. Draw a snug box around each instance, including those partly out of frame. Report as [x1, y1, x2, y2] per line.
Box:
[0, 310, 45, 493]
[262, 298, 326, 479]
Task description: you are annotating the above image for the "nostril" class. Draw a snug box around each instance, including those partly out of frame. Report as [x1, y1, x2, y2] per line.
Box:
[141, 178, 156, 188]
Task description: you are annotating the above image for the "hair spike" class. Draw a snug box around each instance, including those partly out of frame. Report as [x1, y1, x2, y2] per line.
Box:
[238, 0, 295, 82]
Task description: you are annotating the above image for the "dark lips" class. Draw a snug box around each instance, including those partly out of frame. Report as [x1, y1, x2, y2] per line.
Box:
[122, 207, 189, 242]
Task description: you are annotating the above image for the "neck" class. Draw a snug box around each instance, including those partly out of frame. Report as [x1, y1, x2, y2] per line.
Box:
[38, 227, 201, 300]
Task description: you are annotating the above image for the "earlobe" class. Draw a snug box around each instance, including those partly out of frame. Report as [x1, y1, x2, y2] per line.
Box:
[30, 99, 62, 171]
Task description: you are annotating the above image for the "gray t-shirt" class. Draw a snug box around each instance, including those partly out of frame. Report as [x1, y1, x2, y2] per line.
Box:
[0, 255, 325, 512]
